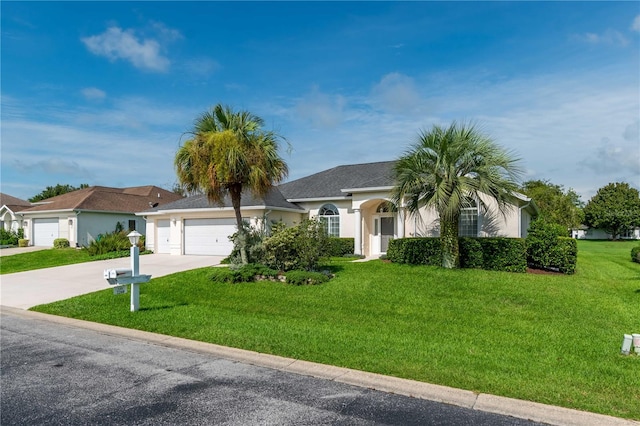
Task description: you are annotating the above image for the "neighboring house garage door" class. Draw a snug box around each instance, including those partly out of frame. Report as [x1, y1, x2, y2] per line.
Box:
[184, 219, 236, 256]
[33, 218, 59, 247]
[156, 220, 171, 254]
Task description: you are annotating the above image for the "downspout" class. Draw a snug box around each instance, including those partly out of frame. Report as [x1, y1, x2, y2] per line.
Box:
[518, 202, 530, 238]
[75, 210, 82, 247]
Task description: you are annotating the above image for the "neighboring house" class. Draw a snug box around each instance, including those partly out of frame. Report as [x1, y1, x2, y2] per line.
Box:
[19, 186, 183, 247]
[572, 226, 640, 240]
[139, 161, 538, 257]
[0, 193, 32, 232]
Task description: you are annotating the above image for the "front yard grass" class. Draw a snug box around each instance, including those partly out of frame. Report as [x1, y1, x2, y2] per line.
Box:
[32, 240, 640, 420]
[0, 248, 92, 274]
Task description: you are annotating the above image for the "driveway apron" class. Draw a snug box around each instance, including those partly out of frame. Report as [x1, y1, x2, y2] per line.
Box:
[0, 254, 222, 309]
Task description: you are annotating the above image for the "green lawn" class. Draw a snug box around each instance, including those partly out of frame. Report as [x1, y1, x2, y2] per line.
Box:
[31, 240, 640, 419]
[0, 248, 92, 274]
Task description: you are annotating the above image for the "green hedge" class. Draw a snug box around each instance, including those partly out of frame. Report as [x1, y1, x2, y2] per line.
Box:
[53, 238, 70, 249]
[526, 220, 577, 274]
[388, 237, 527, 273]
[326, 238, 355, 256]
[387, 238, 441, 265]
[476, 238, 527, 273]
[631, 246, 640, 264]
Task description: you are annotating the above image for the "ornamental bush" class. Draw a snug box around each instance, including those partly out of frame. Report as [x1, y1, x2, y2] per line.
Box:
[0, 228, 21, 246]
[459, 237, 483, 269]
[526, 220, 577, 274]
[262, 219, 329, 272]
[386, 238, 441, 265]
[53, 238, 70, 249]
[326, 238, 354, 256]
[631, 246, 640, 264]
[477, 238, 527, 273]
[388, 237, 526, 272]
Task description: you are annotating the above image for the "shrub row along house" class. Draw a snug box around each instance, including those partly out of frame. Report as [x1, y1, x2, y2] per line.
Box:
[140, 161, 539, 258]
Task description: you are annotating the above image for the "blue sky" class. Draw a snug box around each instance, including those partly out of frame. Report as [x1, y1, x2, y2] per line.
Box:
[2, 1, 639, 202]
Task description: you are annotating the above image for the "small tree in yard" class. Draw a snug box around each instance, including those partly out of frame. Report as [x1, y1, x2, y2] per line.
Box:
[583, 182, 640, 240]
[262, 219, 329, 272]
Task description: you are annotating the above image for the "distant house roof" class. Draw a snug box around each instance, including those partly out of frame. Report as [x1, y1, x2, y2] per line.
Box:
[143, 187, 304, 213]
[278, 161, 397, 200]
[0, 193, 32, 213]
[21, 186, 183, 214]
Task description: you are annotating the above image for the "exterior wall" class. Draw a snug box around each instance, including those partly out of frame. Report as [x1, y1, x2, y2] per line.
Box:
[296, 200, 354, 238]
[142, 208, 304, 255]
[574, 228, 640, 240]
[20, 213, 69, 247]
[76, 213, 145, 247]
[1, 209, 22, 232]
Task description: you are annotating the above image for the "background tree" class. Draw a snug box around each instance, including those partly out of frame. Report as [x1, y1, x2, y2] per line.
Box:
[520, 179, 584, 230]
[391, 122, 523, 269]
[583, 182, 640, 240]
[29, 183, 89, 202]
[174, 104, 288, 264]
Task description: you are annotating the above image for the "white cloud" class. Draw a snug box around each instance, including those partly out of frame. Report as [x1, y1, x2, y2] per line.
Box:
[575, 29, 629, 46]
[632, 15, 640, 32]
[370, 72, 421, 114]
[295, 86, 347, 129]
[81, 87, 106, 101]
[82, 26, 170, 72]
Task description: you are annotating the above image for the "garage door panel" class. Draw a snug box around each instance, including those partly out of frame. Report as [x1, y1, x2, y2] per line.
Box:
[156, 220, 171, 254]
[33, 218, 59, 247]
[184, 219, 236, 256]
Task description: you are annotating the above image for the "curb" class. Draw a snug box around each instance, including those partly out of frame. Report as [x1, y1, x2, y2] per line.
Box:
[2, 306, 638, 426]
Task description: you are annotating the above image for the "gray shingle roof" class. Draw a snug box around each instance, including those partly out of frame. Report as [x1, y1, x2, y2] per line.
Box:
[144, 187, 304, 212]
[278, 161, 397, 200]
[0, 193, 32, 212]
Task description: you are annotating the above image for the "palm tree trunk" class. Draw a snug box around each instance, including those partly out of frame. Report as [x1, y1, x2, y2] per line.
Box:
[229, 185, 248, 265]
[440, 218, 460, 269]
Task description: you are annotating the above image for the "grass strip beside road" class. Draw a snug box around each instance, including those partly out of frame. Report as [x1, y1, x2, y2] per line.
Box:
[0, 248, 92, 274]
[31, 241, 640, 420]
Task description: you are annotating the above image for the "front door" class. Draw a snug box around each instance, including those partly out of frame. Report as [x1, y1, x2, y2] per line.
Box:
[372, 215, 395, 255]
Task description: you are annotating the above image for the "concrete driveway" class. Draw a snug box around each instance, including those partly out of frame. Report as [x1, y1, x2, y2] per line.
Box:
[0, 254, 223, 309]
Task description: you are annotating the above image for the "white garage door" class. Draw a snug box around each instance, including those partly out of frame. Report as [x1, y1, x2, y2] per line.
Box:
[156, 220, 171, 254]
[184, 218, 236, 256]
[33, 218, 59, 247]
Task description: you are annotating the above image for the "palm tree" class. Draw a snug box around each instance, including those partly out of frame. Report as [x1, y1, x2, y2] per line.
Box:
[390, 122, 523, 269]
[175, 104, 288, 264]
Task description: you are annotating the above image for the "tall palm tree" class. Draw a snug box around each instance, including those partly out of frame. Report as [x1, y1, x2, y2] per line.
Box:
[175, 104, 288, 264]
[390, 122, 523, 269]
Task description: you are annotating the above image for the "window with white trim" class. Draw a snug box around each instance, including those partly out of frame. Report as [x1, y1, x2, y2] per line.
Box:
[319, 204, 340, 237]
[458, 201, 479, 237]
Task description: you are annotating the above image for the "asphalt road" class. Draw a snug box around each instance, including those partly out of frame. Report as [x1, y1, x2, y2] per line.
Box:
[1, 310, 545, 426]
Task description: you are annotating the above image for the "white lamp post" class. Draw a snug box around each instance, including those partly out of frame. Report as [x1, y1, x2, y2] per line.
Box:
[127, 230, 142, 312]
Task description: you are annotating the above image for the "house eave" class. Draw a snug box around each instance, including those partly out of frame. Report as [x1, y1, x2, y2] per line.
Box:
[340, 186, 394, 194]
[137, 205, 306, 216]
[286, 196, 350, 203]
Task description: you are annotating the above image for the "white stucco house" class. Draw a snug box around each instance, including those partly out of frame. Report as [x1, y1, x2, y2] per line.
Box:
[139, 161, 539, 257]
[18, 186, 183, 247]
[0, 193, 32, 232]
[571, 227, 640, 240]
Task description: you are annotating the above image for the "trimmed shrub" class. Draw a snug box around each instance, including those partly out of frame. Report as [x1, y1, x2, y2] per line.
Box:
[477, 238, 527, 273]
[326, 238, 354, 257]
[389, 237, 526, 272]
[263, 219, 329, 272]
[18, 239, 29, 247]
[387, 238, 441, 265]
[459, 237, 483, 269]
[85, 231, 145, 256]
[285, 270, 329, 285]
[526, 220, 577, 274]
[0, 228, 22, 246]
[631, 246, 640, 264]
[211, 263, 280, 283]
[53, 238, 70, 249]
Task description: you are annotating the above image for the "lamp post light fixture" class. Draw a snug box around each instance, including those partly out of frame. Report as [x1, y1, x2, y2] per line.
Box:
[127, 231, 142, 311]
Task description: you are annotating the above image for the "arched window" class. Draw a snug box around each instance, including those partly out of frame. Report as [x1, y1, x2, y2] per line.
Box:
[319, 204, 340, 237]
[458, 200, 479, 237]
